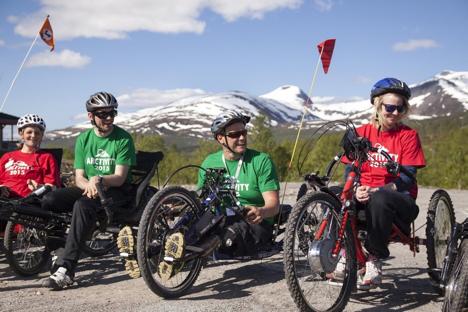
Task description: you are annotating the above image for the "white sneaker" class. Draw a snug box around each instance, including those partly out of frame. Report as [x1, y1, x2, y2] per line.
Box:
[326, 252, 346, 286]
[42, 267, 74, 289]
[357, 257, 382, 290]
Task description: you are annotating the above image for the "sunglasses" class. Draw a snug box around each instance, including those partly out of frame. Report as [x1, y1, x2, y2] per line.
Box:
[225, 129, 247, 138]
[382, 104, 405, 113]
[94, 110, 118, 119]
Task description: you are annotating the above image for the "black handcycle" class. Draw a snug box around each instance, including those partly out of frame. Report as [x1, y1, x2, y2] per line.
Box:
[136, 166, 291, 298]
[0, 150, 163, 277]
[441, 215, 468, 311]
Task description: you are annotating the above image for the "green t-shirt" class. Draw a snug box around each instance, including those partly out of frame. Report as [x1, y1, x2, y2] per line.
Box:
[74, 125, 136, 182]
[197, 148, 280, 212]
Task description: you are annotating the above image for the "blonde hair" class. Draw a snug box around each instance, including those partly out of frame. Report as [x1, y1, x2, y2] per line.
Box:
[371, 93, 410, 129]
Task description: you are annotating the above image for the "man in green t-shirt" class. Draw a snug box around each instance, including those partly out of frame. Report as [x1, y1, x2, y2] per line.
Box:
[198, 111, 280, 257]
[41, 92, 136, 290]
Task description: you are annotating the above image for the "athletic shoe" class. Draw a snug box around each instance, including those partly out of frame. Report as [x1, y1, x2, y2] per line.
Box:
[158, 232, 185, 281]
[117, 226, 140, 279]
[327, 252, 347, 286]
[357, 256, 382, 290]
[42, 267, 74, 290]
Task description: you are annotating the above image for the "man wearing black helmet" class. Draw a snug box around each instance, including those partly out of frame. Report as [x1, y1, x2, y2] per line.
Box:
[194, 112, 280, 260]
[330, 78, 426, 290]
[41, 91, 136, 289]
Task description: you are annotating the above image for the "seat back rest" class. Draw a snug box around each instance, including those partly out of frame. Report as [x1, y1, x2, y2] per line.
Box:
[41, 148, 64, 171]
[131, 151, 164, 209]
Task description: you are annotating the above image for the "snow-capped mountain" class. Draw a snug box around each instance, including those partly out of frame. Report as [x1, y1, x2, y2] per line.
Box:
[48, 70, 468, 140]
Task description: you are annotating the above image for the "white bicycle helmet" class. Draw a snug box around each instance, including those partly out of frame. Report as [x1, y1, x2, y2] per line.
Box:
[211, 111, 250, 138]
[17, 114, 46, 131]
[86, 92, 118, 112]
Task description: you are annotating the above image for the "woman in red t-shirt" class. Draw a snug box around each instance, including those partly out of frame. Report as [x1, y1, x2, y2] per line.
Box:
[0, 114, 60, 198]
[347, 78, 426, 290]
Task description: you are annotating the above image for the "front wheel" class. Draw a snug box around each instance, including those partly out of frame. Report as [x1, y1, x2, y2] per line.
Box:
[4, 221, 50, 276]
[137, 186, 203, 298]
[442, 239, 468, 311]
[426, 189, 455, 287]
[81, 228, 116, 257]
[284, 191, 357, 312]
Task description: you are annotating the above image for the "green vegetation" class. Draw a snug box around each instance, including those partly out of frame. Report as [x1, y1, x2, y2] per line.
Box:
[54, 112, 468, 189]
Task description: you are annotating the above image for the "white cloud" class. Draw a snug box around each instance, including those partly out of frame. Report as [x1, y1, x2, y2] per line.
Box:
[11, 0, 302, 40]
[393, 39, 439, 52]
[0, 39, 5, 46]
[26, 49, 91, 68]
[313, 0, 334, 12]
[118, 88, 207, 109]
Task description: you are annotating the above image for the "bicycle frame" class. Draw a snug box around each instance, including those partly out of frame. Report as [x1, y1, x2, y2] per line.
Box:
[310, 146, 425, 269]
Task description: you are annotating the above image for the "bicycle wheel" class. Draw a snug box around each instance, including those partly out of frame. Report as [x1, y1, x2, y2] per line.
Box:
[137, 186, 203, 298]
[81, 228, 116, 257]
[426, 189, 455, 285]
[442, 239, 468, 312]
[4, 221, 50, 276]
[284, 191, 357, 312]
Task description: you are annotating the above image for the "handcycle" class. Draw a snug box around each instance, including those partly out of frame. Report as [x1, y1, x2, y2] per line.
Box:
[282, 120, 455, 312]
[0, 150, 163, 277]
[441, 216, 468, 311]
[136, 166, 292, 298]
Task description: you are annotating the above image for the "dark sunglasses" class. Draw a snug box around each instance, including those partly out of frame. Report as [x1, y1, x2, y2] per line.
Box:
[225, 129, 247, 138]
[94, 110, 118, 119]
[382, 104, 405, 113]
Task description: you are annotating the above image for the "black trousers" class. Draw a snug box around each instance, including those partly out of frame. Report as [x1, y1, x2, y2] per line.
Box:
[218, 215, 273, 257]
[41, 186, 130, 273]
[360, 189, 419, 259]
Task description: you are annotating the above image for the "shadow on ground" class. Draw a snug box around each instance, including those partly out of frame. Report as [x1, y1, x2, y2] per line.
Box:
[350, 266, 442, 311]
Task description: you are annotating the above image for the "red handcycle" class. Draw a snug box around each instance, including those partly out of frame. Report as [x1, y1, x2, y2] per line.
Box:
[283, 120, 455, 312]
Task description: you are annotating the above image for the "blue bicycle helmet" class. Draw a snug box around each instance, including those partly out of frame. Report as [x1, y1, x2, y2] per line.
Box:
[370, 78, 411, 104]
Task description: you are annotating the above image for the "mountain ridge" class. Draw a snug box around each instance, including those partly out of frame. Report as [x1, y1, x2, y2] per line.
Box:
[47, 70, 468, 141]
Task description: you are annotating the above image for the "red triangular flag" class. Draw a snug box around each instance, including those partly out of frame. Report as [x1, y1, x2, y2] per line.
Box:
[39, 15, 55, 51]
[317, 39, 335, 74]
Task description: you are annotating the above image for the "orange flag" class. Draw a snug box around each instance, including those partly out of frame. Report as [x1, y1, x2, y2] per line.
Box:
[317, 39, 336, 74]
[39, 15, 55, 51]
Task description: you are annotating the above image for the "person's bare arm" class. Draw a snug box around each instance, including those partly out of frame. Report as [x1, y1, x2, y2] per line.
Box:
[245, 190, 279, 225]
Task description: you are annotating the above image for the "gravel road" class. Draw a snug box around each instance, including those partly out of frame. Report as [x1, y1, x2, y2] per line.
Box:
[1, 185, 467, 312]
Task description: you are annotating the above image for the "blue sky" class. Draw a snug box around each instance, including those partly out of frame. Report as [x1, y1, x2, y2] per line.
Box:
[0, 0, 467, 130]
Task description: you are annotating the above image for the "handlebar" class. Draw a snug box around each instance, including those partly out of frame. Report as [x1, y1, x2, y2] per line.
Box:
[370, 146, 416, 182]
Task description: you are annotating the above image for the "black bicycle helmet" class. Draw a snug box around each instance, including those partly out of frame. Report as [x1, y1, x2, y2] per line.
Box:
[86, 92, 118, 112]
[211, 111, 250, 138]
[370, 78, 411, 104]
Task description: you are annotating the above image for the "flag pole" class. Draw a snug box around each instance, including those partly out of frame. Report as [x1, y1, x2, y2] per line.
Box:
[279, 46, 324, 206]
[0, 21, 42, 113]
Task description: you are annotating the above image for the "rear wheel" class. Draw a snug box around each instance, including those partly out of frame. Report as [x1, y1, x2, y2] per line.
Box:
[137, 186, 203, 298]
[426, 189, 455, 287]
[442, 239, 468, 311]
[4, 220, 50, 276]
[284, 191, 356, 312]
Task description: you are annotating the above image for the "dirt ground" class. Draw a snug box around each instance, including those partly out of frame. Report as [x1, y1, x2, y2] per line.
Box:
[1, 185, 467, 312]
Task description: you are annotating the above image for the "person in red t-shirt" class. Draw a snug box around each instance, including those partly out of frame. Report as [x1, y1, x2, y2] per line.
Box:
[0, 114, 60, 235]
[343, 78, 426, 290]
[0, 114, 60, 197]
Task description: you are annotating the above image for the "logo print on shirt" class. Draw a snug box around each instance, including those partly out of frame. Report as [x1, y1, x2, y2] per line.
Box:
[86, 149, 115, 173]
[368, 143, 398, 168]
[4, 158, 32, 176]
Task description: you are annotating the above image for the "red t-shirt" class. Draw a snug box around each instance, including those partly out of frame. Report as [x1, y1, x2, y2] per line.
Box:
[0, 150, 61, 198]
[346, 123, 426, 198]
